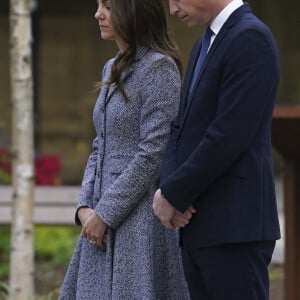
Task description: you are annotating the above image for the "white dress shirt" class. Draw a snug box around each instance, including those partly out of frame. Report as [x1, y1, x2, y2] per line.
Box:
[208, 0, 244, 50]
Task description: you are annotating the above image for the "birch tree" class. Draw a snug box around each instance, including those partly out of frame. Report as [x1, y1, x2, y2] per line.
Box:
[9, 0, 35, 298]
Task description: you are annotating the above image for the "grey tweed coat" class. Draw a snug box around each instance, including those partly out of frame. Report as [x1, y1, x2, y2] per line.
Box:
[59, 48, 190, 300]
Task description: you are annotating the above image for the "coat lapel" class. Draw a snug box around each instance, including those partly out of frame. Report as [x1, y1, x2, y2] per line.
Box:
[104, 47, 148, 106]
[105, 67, 133, 105]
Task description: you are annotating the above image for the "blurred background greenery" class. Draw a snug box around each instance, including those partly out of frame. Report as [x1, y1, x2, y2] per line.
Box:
[0, 226, 80, 296]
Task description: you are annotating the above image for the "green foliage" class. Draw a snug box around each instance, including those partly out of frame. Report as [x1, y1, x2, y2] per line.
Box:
[34, 226, 80, 266]
[0, 170, 11, 184]
[0, 228, 10, 279]
[269, 266, 283, 282]
[0, 225, 80, 280]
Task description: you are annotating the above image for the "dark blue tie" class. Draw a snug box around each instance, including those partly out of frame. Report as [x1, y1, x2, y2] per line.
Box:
[189, 27, 214, 95]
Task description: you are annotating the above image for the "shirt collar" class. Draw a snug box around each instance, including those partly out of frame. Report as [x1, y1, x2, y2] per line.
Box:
[210, 0, 244, 35]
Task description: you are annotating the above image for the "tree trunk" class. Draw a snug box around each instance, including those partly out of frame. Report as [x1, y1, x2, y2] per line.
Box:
[9, 0, 35, 299]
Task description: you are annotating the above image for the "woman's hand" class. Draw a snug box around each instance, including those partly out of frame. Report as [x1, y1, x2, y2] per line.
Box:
[78, 207, 94, 225]
[81, 211, 107, 248]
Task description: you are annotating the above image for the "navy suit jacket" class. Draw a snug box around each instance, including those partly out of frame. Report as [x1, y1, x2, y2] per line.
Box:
[160, 4, 281, 248]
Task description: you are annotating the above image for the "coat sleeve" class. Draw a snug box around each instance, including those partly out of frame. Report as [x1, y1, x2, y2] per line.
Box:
[75, 62, 110, 225]
[94, 57, 181, 228]
[75, 137, 99, 225]
[161, 28, 280, 212]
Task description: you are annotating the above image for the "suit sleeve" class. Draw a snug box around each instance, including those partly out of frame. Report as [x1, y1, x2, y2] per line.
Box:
[161, 39, 201, 183]
[161, 28, 280, 212]
[94, 57, 181, 228]
[160, 107, 181, 183]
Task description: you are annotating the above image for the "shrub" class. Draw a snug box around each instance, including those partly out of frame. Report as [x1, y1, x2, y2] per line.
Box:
[0, 226, 80, 279]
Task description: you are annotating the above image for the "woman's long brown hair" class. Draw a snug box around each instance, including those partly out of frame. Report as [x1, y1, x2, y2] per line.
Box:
[100, 0, 182, 101]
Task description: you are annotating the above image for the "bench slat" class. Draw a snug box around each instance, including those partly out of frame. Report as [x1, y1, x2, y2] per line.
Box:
[0, 186, 80, 225]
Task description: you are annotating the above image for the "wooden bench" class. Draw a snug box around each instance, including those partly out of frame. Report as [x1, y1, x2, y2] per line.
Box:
[0, 186, 80, 225]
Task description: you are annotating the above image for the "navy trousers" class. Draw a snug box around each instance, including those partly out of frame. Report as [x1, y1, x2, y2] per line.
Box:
[181, 240, 275, 300]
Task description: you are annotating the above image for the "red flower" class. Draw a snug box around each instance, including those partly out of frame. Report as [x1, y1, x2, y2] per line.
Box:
[35, 155, 62, 185]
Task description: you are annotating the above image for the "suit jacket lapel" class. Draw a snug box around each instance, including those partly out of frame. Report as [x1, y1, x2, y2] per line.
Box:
[181, 4, 252, 127]
[182, 38, 203, 105]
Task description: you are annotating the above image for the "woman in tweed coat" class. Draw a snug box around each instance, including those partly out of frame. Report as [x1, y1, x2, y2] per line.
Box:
[59, 0, 191, 299]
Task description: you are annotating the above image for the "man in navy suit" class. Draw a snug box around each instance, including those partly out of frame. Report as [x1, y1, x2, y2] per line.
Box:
[153, 0, 281, 298]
